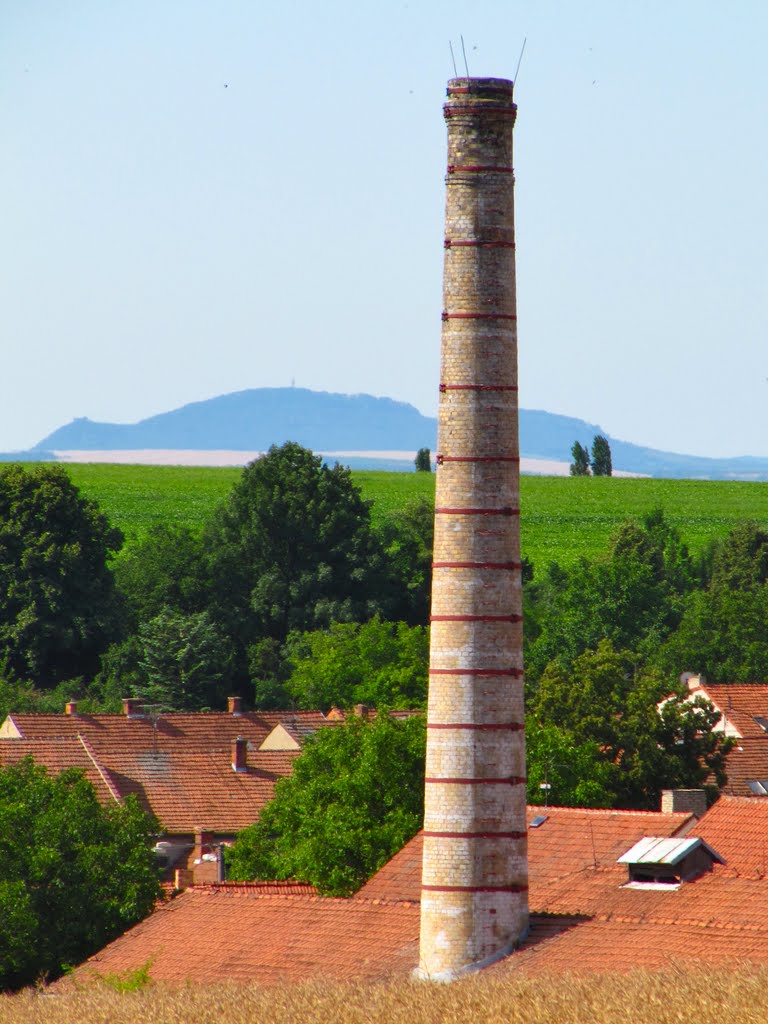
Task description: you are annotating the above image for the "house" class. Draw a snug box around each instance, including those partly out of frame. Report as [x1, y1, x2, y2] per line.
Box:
[677, 675, 768, 797]
[62, 793, 768, 985]
[0, 697, 335, 883]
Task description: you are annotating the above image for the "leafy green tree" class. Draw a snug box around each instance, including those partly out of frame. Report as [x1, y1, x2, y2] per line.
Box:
[569, 441, 590, 476]
[655, 584, 768, 683]
[525, 512, 694, 684]
[282, 616, 428, 710]
[226, 714, 425, 895]
[376, 496, 434, 626]
[414, 447, 432, 472]
[133, 607, 233, 710]
[113, 524, 206, 627]
[0, 758, 159, 990]
[590, 435, 613, 476]
[532, 640, 732, 808]
[525, 719, 615, 808]
[0, 464, 123, 685]
[204, 443, 389, 652]
[709, 521, 768, 592]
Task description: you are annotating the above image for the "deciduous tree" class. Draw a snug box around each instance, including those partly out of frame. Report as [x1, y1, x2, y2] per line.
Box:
[226, 714, 425, 895]
[0, 464, 123, 685]
[0, 758, 159, 990]
[204, 443, 389, 651]
[569, 441, 590, 476]
[282, 616, 428, 710]
[590, 435, 613, 476]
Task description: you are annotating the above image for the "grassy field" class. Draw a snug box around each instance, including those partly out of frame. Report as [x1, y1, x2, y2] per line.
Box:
[63, 464, 768, 570]
[7, 967, 768, 1023]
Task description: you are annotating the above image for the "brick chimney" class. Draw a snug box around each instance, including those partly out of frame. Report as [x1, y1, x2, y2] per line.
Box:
[662, 789, 707, 819]
[228, 696, 243, 715]
[65, 701, 78, 716]
[354, 703, 370, 719]
[418, 77, 528, 980]
[231, 736, 248, 772]
[122, 698, 144, 718]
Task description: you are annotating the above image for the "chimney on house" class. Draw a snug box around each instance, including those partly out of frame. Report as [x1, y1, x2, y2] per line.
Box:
[418, 77, 528, 980]
[354, 703, 370, 719]
[65, 701, 78, 716]
[228, 696, 243, 716]
[231, 736, 248, 772]
[662, 789, 708, 819]
[122, 698, 144, 718]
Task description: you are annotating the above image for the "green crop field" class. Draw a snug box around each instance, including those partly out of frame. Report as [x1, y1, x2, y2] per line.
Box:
[62, 463, 768, 571]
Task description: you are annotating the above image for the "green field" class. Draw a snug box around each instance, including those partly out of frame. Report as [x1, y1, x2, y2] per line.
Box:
[64, 464, 768, 571]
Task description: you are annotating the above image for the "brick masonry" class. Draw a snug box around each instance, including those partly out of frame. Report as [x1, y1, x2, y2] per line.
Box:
[418, 77, 529, 979]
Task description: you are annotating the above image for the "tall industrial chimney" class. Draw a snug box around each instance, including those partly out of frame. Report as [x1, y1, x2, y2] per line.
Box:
[418, 77, 528, 979]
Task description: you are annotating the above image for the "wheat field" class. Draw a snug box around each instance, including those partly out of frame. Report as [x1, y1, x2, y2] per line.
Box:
[4, 967, 767, 1024]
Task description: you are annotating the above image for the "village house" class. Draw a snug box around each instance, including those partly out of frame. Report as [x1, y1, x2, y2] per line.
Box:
[0, 696, 342, 884]
[675, 674, 768, 797]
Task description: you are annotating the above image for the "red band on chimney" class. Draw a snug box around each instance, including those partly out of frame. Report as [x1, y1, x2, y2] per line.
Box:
[439, 384, 518, 391]
[435, 507, 520, 516]
[444, 239, 516, 248]
[430, 614, 522, 623]
[422, 883, 529, 893]
[432, 561, 522, 570]
[442, 312, 517, 321]
[425, 776, 527, 786]
[429, 667, 524, 677]
[444, 105, 517, 117]
[427, 722, 524, 731]
[447, 165, 514, 174]
[423, 830, 527, 840]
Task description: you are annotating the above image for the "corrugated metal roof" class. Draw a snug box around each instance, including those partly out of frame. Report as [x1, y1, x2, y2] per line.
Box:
[617, 836, 724, 866]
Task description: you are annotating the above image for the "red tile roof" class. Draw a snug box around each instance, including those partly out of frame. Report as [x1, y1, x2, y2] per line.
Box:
[68, 890, 420, 987]
[60, 796, 768, 985]
[1, 709, 330, 749]
[0, 710, 333, 834]
[686, 683, 768, 797]
[359, 806, 693, 902]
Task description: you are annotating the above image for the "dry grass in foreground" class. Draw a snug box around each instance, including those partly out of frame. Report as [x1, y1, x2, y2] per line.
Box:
[3, 966, 768, 1024]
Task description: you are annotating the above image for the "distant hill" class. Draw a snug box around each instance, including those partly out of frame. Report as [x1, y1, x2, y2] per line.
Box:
[12, 387, 768, 480]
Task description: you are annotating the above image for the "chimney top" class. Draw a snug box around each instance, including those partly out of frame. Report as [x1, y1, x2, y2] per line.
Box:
[122, 698, 144, 718]
[354, 704, 370, 719]
[661, 789, 708, 819]
[232, 735, 248, 773]
[227, 696, 242, 716]
[65, 701, 78, 716]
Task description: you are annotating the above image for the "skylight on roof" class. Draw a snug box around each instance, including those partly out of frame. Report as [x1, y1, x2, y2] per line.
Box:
[529, 815, 548, 829]
[754, 716, 768, 733]
[747, 779, 768, 796]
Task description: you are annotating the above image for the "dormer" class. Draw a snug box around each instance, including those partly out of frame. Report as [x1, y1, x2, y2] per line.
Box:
[618, 836, 724, 889]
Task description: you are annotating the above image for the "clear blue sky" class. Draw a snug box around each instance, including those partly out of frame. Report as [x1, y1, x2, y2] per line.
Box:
[2, 1, 767, 457]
